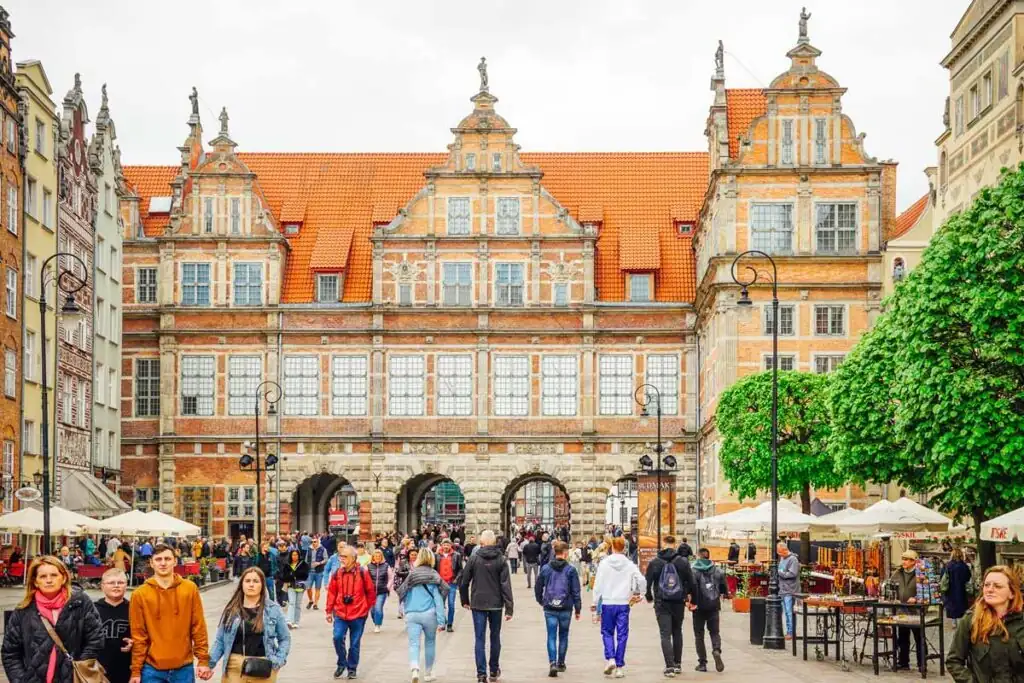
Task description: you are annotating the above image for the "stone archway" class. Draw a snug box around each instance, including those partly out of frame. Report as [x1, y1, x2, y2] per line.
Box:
[395, 473, 465, 534]
[500, 472, 571, 539]
[291, 472, 357, 534]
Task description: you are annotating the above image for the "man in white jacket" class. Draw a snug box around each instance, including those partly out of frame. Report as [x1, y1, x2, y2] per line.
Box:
[590, 537, 646, 678]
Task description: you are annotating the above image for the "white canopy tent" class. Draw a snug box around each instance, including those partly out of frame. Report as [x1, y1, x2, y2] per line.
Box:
[980, 506, 1024, 543]
[835, 498, 952, 535]
[144, 510, 201, 538]
[719, 499, 838, 534]
[0, 506, 100, 536]
[696, 505, 760, 532]
[95, 509, 180, 537]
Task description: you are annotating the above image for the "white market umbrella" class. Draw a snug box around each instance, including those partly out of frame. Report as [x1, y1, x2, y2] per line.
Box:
[722, 499, 837, 534]
[980, 506, 1024, 543]
[0, 506, 100, 537]
[696, 506, 756, 532]
[144, 510, 201, 538]
[836, 498, 951, 535]
[97, 509, 178, 537]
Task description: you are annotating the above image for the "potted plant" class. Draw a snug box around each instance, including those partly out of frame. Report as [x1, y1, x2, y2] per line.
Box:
[732, 572, 752, 613]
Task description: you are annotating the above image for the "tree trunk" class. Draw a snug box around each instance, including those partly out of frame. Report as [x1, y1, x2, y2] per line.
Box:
[799, 484, 812, 562]
[974, 509, 997, 572]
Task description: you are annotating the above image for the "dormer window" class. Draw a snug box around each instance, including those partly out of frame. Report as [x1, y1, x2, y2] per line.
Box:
[676, 222, 694, 235]
[284, 223, 300, 235]
[465, 153, 476, 171]
[492, 153, 502, 172]
[316, 274, 339, 303]
[628, 274, 652, 303]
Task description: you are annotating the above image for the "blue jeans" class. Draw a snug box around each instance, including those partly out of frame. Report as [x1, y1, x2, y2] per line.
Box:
[446, 585, 457, 627]
[471, 609, 503, 676]
[333, 616, 367, 672]
[266, 577, 276, 602]
[782, 595, 795, 636]
[287, 588, 303, 625]
[406, 609, 440, 670]
[371, 593, 388, 626]
[600, 604, 630, 668]
[544, 609, 572, 666]
[141, 663, 194, 683]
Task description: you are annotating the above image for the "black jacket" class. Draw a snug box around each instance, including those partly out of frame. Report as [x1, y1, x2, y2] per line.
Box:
[277, 560, 310, 587]
[677, 543, 693, 559]
[459, 545, 514, 616]
[2, 588, 104, 683]
[539, 541, 554, 567]
[947, 610, 1024, 683]
[727, 543, 740, 563]
[522, 541, 541, 564]
[644, 549, 694, 605]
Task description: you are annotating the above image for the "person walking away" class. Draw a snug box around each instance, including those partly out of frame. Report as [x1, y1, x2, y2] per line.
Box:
[306, 536, 329, 610]
[539, 533, 554, 568]
[522, 536, 541, 589]
[128, 544, 211, 682]
[677, 538, 693, 561]
[579, 542, 593, 590]
[644, 535, 694, 677]
[95, 568, 133, 683]
[534, 541, 582, 677]
[209, 567, 291, 682]
[746, 541, 757, 564]
[776, 542, 800, 641]
[278, 550, 310, 629]
[459, 530, 514, 683]
[892, 550, 925, 670]
[396, 548, 448, 683]
[436, 540, 463, 632]
[591, 536, 646, 678]
[325, 547, 376, 679]
[367, 549, 393, 633]
[1, 556, 105, 683]
[941, 548, 972, 628]
[690, 548, 728, 673]
[946, 565, 1024, 682]
[505, 538, 520, 575]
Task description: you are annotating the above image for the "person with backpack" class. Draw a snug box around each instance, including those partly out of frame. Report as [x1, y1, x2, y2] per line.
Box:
[325, 546, 376, 679]
[522, 536, 542, 589]
[591, 536, 646, 679]
[534, 541, 582, 678]
[436, 539, 463, 632]
[644, 535, 695, 678]
[689, 548, 728, 673]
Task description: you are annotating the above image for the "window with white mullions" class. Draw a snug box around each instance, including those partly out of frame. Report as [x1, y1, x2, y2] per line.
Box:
[317, 274, 339, 303]
[764, 355, 796, 371]
[541, 355, 577, 416]
[815, 203, 857, 253]
[232, 263, 262, 306]
[814, 305, 845, 336]
[181, 263, 211, 306]
[447, 197, 471, 236]
[442, 263, 472, 306]
[437, 354, 473, 416]
[284, 355, 319, 416]
[495, 263, 524, 306]
[750, 203, 793, 253]
[230, 198, 241, 234]
[599, 355, 633, 416]
[494, 355, 529, 416]
[135, 359, 160, 417]
[228, 356, 262, 415]
[496, 197, 520, 235]
[814, 118, 828, 164]
[646, 355, 679, 415]
[203, 197, 214, 233]
[813, 355, 845, 374]
[389, 355, 425, 416]
[331, 356, 367, 416]
[137, 267, 157, 304]
[763, 305, 795, 336]
[781, 120, 794, 164]
[181, 355, 215, 416]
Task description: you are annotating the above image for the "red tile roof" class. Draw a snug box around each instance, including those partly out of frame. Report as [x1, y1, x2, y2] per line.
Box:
[124, 151, 709, 304]
[890, 193, 929, 241]
[726, 89, 767, 159]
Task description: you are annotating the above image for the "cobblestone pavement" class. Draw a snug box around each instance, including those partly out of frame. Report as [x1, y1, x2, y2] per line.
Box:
[0, 576, 948, 682]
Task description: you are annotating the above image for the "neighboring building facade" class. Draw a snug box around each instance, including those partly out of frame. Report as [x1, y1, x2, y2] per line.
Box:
[694, 19, 894, 516]
[883, 178, 934, 297]
[15, 59, 58, 501]
[0, 7, 21, 513]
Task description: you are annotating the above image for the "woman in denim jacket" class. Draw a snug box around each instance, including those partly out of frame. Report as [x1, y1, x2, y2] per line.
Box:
[210, 567, 292, 682]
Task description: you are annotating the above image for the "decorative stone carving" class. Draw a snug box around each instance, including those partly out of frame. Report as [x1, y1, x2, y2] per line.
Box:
[512, 443, 558, 456]
[408, 443, 449, 456]
[542, 256, 583, 283]
[798, 7, 811, 43]
[190, 86, 199, 115]
[621, 443, 652, 456]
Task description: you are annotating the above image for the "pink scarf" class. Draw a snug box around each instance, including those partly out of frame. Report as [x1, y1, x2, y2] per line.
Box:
[35, 589, 68, 683]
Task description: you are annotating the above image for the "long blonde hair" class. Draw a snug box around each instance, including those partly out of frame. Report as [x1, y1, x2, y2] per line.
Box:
[18, 556, 72, 608]
[221, 567, 267, 632]
[970, 566, 1023, 644]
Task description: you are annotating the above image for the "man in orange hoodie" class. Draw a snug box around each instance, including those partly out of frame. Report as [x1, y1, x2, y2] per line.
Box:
[129, 544, 211, 683]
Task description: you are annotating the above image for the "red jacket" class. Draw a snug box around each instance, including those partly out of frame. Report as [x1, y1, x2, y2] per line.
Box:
[326, 565, 376, 620]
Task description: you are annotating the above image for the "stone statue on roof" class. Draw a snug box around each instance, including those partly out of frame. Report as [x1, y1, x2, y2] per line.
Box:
[478, 57, 488, 92]
[219, 106, 229, 136]
[190, 86, 199, 115]
[799, 7, 811, 43]
[715, 40, 724, 74]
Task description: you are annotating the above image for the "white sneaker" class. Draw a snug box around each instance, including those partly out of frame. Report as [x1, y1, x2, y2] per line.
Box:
[424, 673, 436, 683]
[604, 660, 616, 676]
[411, 668, 420, 683]
[374, 625, 381, 634]
[614, 668, 626, 679]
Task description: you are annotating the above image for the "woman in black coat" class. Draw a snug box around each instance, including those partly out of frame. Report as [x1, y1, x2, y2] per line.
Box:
[942, 548, 973, 622]
[1, 556, 104, 683]
[277, 550, 310, 628]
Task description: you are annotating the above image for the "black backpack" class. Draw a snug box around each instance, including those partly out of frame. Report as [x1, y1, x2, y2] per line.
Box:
[695, 568, 722, 607]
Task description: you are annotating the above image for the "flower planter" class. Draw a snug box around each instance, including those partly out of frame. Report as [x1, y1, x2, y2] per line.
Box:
[732, 597, 751, 613]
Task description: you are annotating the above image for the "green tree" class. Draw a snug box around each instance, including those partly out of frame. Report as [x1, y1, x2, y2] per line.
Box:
[830, 164, 1024, 567]
[716, 370, 845, 558]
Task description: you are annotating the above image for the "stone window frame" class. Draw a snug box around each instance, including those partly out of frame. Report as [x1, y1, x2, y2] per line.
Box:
[232, 262, 263, 307]
[541, 355, 577, 417]
[436, 354, 473, 417]
[446, 196, 472, 236]
[494, 261, 526, 307]
[283, 355, 320, 416]
[388, 355, 425, 417]
[227, 355, 262, 416]
[331, 355, 368, 417]
[598, 354, 633, 416]
[3, 348, 14, 398]
[814, 201, 858, 254]
[465, 153, 476, 171]
[646, 354, 679, 415]
[137, 267, 158, 304]
[780, 118, 795, 165]
[4, 267, 15, 319]
[813, 118, 828, 165]
[493, 355, 530, 417]
[108, 367, 117, 408]
[813, 304, 847, 337]
[763, 304, 796, 337]
[135, 358, 161, 417]
[552, 282, 569, 307]
[180, 355, 215, 417]
[441, 262, 473, 307]
[181, 262, 211, 306]
[495, 196, 521, 236]
[749, 202, 794, 254]
[627, 273, 653, 303]
[203, 197, 214, 234]
[763, 353, 797, 371]
[812, 353, 846, 374]
[316, 273, 340, 303]
[230, 197, 242, 234]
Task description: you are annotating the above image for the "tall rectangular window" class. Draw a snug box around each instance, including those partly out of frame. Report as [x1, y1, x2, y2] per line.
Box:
[181, 355, 215, 416]
[442, 263, 472, 306]
[181, 487, 211, 536]
[765, 355, 796, 371]
[181, 263, 211, 306]
[388, 355, 425, 416]
[447, 197, 471, 236]
[437, 354, 473, 416]
[316, 274, 338, 303]
[814, 118, 827, 164]
[232, 263, 262, 306]
[137, 267, 157, 303]
[750, 203, 794, 253]
[398, 283, 412, 306]
[599, 355, 632, 416]
[135, 359, 160, 417]
[228, 356, 262, 415]
[493, 355, 529, 416]
[955, 96, 964, 136]
[62, 376, 72, 424]
[76, 381, 86, 427]
[24, 331, 35, 382]
[108, 367, 117, 406]
[628, 274, 651, 303]
[331, 356, 367, 416]
[495, 197, 520, 235]
[25, 254, 36, 299]
[5, 118, 14, 153]
[42, 189, 53, 228]
[763, 305, 795, 336]
[781, 120, 794, 164]
[983, 72, 993, 109]
[3, 349, 14, 397]
[34, 118, 45, 154]
[283, 355, 319, 416]
[5, 268, 15, 318]
[815, 203, 857, 253]
[2, 441, 11, 513]
[230, 198, 241, 234]
[495, 263, 524, 306]
[553, 283, 569, 306]
[203, 197, 213, 233]
[814, 305, 845, 336]
[7, 185, 16, 235]
[541, 355, 577, 416]
[970, 85, 980, 118]
[646, 354, 679, 415]
[23, 420, 35, 454]
[96, 298, 106, 337]
[96, 363, 105, 404]
[465, 153, 476, 171]
[814, 355, 845, 374]
[25, 178, 37, 219]
[492, 153, 502, 172]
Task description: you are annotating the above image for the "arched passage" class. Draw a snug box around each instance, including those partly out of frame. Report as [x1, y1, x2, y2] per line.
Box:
[607, 474, 637, 529]
[291, 472, 359, 539]
[395, 474, 465, 534]
[500, 473, 570, 539]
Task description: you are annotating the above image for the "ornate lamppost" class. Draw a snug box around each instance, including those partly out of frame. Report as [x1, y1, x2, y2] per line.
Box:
[635, 384, 677, 552]
[239, 380, 282, 564]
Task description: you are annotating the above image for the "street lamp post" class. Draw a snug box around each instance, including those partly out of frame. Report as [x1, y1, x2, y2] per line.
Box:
[635, 384, 677, 552]
[730, 249, 784, 650]
[39, 253, 87, 555]
[239, 380, 282, 565]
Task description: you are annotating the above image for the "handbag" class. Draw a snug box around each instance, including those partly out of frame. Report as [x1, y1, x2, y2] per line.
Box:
[39, 617, 109, 683]
[239, 617, 274, 679]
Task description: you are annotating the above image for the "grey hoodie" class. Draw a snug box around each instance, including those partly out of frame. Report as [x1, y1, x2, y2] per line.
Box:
[778, 553, 800, 596]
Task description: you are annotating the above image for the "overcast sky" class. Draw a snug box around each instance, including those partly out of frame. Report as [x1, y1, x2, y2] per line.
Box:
[10, 0, 965, 211]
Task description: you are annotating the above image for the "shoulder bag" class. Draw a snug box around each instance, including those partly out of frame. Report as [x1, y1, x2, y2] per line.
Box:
[239, 617, 274, 679]
[39, 617, 109, 683]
